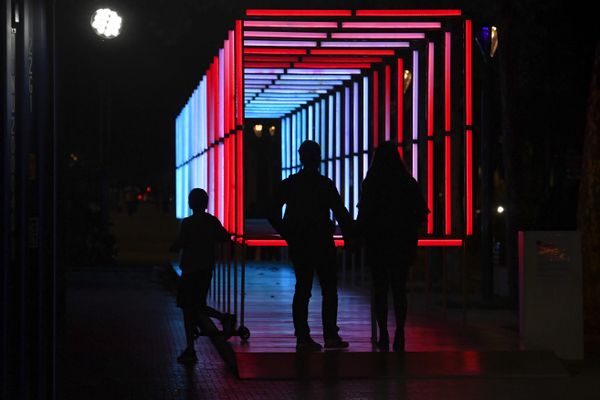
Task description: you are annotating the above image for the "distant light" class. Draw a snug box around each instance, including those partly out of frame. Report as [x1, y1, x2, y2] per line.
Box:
[137, 194, 143, 201]
[91, 8, 122, 39]
[253, 124, 263, 138]
[146, 186, 152, 193]
[403, 69, 412, 94]
[269, 126, 276, 136]
[497, 206, 504, 214]
[490, 26, 498, 57]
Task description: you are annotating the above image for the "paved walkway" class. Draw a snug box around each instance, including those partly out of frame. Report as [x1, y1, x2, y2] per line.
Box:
[63, 266, 600, 399]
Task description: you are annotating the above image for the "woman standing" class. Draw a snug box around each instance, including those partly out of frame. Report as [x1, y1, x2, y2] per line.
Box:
[357, 142, 429, 351]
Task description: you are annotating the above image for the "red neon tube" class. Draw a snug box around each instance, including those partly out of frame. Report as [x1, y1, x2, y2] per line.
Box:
[373, 70, 379, 148]
[243, 238, 463, 247]
[385, 65, 391, 141]
[244, 48, 307, 55]
[246, 9, 352, 17]
[356, 9, 462, 17]
[244, 55, 299, 62]
[445, 32, 452, 236]
[302, 56, 383, 63]
[397, 58, 403, 157]
[236, 130, 244, 236]
[311, 49, 395, 56]
[214, 55, 220, 221]
[427, 43, 434, 235]
[236, 20, 243, 127]
[294, 62, 372, 69]
[244, 62, 291, 68]
[445, 136, 452, 235]
[225, 39, 231, 135]
[465, 20, 473, 236]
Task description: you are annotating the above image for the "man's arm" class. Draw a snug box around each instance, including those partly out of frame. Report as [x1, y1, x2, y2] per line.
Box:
[266, 179, 288, 237]
[329, 183, 354, 241]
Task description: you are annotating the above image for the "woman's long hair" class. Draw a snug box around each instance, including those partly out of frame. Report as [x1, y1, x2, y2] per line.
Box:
[366, 141, 412, 183]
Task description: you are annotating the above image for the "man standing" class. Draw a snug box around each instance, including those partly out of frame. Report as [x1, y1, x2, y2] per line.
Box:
[268, 140, 353, 351]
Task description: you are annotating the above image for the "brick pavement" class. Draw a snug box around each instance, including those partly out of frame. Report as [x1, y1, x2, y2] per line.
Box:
[62, 266, 600, 400]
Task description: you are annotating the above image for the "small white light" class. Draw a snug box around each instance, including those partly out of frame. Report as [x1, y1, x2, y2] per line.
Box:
[497, 206, 504, 214]
[91, 8, 122, 39]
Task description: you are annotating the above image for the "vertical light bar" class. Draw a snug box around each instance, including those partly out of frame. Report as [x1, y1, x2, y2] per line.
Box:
[235, 20, 244, 236]
[445, 32, 452, 235]
[308, 105, 314, 140]
[219, 49, 226, 225]
[302, 108, 307, 142]
[353, 81, 359, 219]
[362, 76, 369, 177]
[335, 92, 342, 194]
[291, 113, 297, 168]
[320, 99, 326, 162]
[385, 65, 391, 141]
[328, 95, 334, 181]
[282, 118, 287, 179]
[214, 56, 221, 221]
[465, 20, 473, 236]
[207, 65, 214, 214]
[427, 42, 435, 235]
[314, 103, 319, 145]
[344, 87, 351, 211]
[373, 70, 379, 149]
[412, 50, 419, 180]
[397, 58, 404, 157]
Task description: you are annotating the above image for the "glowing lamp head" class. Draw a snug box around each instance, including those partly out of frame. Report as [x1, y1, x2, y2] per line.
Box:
[268, 125, 276, 136]
[490, 26, 498, 58]
[497, 206, 505, 214]
[91, 8, 122, 39]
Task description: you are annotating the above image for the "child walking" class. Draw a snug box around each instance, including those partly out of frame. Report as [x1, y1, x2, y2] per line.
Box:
[170, 188, 235, 363]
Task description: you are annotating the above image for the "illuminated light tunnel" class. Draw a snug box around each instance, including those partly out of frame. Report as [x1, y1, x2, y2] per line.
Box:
[175, 9, 475, 247]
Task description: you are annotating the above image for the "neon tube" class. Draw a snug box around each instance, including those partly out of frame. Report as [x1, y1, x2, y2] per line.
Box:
[356, 9, 462, 16]
[244, 68, 285, 74]
[445, 32, 452, 235]
[243, 20, 338, 29]
[275, 79, 343, 85]
[244, 74, 279, 80]
[244, 79, 272, 84]
[301, 108, 307, 142]
[328, 95, 334, 181]
[353, 81, 359, 219]
[246, 9, 352, 17]
[363, 76, 369, 178]
[293, 62, 372, 69]
[320, 99, 326, 160]
[280, 75, 353, 80]
[287, 68, 361, 74]
[321, 41, 410, 48]
[301, 56, 384, 63]
[244, 55, 299, 62]
[373, 70, 379, 149]
[331, 32, 425, 39]
[412, 50, 419, 180]
[242, 238, 463, 247]
[244, 48, 307, 55]
[342, 22, 442, 29]
[235, 20, 243, 235]
[244, 40, 318, 48]
[397, 58, 403, 156]
[427, 43, 434, 235]
[344, 87, 351, 211]
[309, 105, 314, 141]
[244, 31, 328, 39]
[335, 92, 342, 195]
[310, 49, 395, 56]
[264, 85, 335, 90]
[465, 20, 473, 236]
[219, 48, 225, 139]
[385, 65, 391, 141]
[245, 62, 291, 68]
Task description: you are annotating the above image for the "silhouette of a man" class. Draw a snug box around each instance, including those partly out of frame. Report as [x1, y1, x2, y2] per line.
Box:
[268, 140, 353, 351]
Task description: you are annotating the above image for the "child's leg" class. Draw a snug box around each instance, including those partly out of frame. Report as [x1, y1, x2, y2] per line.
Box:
[182, 307, 196, 351]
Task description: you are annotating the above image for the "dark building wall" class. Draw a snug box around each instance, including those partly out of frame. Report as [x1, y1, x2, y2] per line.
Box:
[1, 0, 57, 399]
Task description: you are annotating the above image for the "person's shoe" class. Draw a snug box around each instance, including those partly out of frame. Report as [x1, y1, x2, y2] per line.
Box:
[393, 331, 405, 352]
[376, 337, 390, 351]
[324, 336, 349, 349]
[177, 348, 198, 363]
[296, 337, 322, 352]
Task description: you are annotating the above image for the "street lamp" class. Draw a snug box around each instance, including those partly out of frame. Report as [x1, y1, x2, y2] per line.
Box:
[91, 8, 122, 39]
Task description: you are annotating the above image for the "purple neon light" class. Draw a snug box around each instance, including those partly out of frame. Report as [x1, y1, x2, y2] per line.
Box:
[344, 86, 350, 211]
[342, 22, 442, 29]
[244, 31, 328, 39]
[244, 79, 273, 84]
[244, 40, 318, 47]
[287, 68, 361, 75]
[244, 20, 338, 29]
[275, 80, 343, 85]
[321, 41, 410, 48]
[264, 88, 328, 93]
[219, 48, 225, 139]
[412, 50, 419, 180]
[331, 32, 426, 39]
[244, 74, 279, 80]
[281, 74, 352, 80]
[267, 85, 336, 90]
[244, 68, 285, 74]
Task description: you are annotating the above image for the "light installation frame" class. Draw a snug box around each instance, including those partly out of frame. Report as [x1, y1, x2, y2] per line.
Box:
[175, 10, 475, 247]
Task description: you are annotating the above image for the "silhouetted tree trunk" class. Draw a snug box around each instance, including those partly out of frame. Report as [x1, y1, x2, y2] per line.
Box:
[578, 41, 600, 339]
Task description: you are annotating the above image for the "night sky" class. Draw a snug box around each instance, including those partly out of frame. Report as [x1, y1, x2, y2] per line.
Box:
[55, 0, 597, 228]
